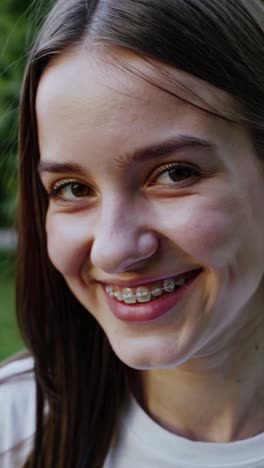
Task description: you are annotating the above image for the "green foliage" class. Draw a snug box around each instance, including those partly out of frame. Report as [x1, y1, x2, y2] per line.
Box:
[0, 245, 23, 360]
[0, 1, 30, 226]
[0, 247, 16, 278]
[0, 0, 52, 227]
[0, 275, 24, 361]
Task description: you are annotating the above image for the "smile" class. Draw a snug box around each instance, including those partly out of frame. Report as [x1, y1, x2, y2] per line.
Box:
[105, 269, 203, 304]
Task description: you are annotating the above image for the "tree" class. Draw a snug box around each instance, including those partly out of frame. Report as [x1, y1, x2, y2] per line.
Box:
[0, 1, 28, 226]
[0, 0, 50, 227]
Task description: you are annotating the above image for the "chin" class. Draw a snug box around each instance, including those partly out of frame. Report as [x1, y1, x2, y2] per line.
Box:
[108, 334, 196, 370]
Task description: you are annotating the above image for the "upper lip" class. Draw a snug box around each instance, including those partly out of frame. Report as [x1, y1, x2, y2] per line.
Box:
[97, 267, 203, 288]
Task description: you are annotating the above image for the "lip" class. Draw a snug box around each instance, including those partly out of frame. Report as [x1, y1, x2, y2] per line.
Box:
[100, 267, 203, 289]
[104, 268, 203, 323]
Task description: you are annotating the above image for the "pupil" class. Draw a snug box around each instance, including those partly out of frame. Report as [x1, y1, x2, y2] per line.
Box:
[169, 167, 192, 182]
[71, 183, 89, 197]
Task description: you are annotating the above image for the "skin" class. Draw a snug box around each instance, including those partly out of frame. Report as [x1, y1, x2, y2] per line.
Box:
[36, 45, 264, 442]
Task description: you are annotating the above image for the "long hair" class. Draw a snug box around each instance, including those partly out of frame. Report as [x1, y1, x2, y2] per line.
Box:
[17, 1, 264, 466]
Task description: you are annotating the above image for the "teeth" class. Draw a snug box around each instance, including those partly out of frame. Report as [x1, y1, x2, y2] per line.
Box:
[105, 285, 115, 297]
[122, 288, 137, 304]
[136, 287, 151, 303]
[105, 272, 190, 303]
[114, 291, 124, 301]
[163, 279, 176, 293]
[175, 276, 185, 286]
[151, 285, 163, 297]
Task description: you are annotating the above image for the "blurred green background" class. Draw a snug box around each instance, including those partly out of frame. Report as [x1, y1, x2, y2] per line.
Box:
[0, 248, 23, 361]
[0, 0, 49, 361]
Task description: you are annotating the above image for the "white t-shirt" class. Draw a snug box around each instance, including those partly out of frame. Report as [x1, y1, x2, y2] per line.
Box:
[105, 398, 264, 468]
[0, 354, 35, 468]
[2, 355, 264, 468]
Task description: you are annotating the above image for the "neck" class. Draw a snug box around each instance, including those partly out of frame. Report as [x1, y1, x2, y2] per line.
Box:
[130, 315, 264, 443]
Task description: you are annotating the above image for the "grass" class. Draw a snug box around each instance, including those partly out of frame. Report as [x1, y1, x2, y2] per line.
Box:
[0, 250, 25, 362]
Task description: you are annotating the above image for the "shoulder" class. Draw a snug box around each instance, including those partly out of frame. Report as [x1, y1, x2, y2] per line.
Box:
[0, 352, 36, 467]
[0, 351, 34, 381]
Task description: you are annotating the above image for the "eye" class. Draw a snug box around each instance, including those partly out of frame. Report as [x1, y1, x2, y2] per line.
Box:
[47, 179, 93, 201]
[150, 163, 199, 186]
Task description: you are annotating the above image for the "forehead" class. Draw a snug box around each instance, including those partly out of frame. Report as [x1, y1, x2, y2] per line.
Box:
[36, 44, 247, 170]
[36, 44, 236, 124]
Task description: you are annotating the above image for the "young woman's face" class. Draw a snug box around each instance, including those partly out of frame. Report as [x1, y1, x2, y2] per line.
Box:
[36, 46, 264, 369]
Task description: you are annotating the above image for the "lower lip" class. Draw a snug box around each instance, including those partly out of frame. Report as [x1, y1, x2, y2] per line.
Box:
[104, 269, 202, 324]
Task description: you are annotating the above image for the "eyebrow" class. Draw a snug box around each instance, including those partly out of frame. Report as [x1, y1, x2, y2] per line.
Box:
[116, 135, 218, 169]
[38, 135, 218, 176]
[38, 160, 85, 177]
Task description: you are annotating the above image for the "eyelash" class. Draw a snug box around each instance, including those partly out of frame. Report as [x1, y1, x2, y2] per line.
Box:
[47, 178, 92, 199]
[46, 163, 200, 202]
[150, 162, 200, 186]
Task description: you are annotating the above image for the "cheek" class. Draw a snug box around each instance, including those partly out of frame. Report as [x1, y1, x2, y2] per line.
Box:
[158, 197, 243, 268]
[46, 213, 90, 276]
[182, 212, 240, 266]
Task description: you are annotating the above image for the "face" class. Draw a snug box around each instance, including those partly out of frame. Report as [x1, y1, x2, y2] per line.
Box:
[36, 46, 264, 370]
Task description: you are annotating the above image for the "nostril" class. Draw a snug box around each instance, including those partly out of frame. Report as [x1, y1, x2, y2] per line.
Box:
[90, 230, 159, 274]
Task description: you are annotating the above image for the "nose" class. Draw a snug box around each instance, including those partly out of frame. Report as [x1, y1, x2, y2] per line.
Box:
[90, 199, 159, 273]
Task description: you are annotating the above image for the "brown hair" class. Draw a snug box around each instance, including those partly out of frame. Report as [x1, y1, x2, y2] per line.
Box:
[17, 1, 264, 466]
